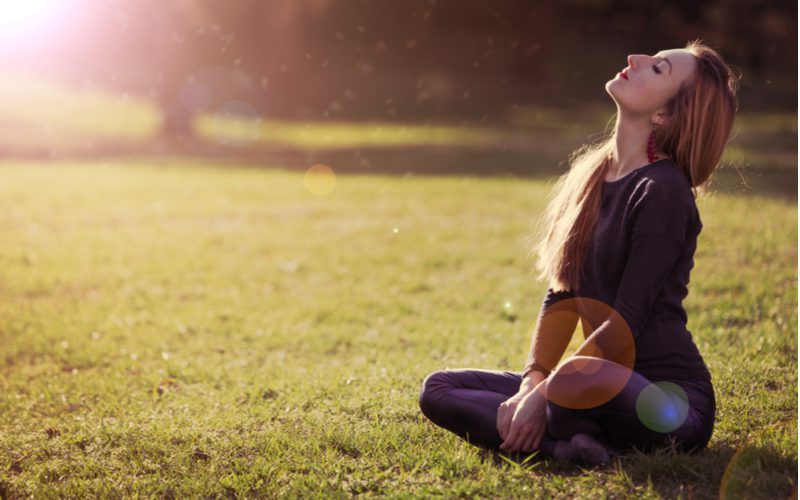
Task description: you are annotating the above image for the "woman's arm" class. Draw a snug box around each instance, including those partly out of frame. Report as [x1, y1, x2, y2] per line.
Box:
[520, 287, 580, 392]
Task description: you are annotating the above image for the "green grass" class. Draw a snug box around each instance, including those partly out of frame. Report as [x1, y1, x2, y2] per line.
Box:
[0, 159, 795, 498]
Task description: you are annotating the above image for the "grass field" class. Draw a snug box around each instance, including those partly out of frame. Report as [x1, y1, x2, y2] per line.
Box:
[0, 159, 796, 498]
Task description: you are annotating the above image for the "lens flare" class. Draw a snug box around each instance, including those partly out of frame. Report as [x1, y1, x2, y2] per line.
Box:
[720, 425, 796, 499]
[525, 296, 636, 410]
[304, 163, 336, 196]
[634, 381, 690, 433]
[211, 100, 262, 147]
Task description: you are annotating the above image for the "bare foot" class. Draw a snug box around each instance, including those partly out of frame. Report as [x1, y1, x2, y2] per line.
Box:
[570, 433, 610, 466]
[553, 434, 610, 465]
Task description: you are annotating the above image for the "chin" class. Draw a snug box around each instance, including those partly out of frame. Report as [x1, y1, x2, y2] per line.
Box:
[605, 80, 621, 95]
[604, 86, 620, 102]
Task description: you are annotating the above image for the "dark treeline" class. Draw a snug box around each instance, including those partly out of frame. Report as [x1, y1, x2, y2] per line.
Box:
[0, 0, 793, 143]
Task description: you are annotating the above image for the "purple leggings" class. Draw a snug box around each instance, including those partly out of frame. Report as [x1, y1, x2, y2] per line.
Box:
[418, 367, 715, 459]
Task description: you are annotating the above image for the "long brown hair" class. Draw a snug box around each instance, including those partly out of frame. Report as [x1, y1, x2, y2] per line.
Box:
[526, 39, 740, 293]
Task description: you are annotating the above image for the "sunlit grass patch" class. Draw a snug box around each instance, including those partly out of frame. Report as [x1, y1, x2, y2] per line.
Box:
[0, 71, 159, 142]
[194, 113, 506, 148]
[0, 159, 795, 497]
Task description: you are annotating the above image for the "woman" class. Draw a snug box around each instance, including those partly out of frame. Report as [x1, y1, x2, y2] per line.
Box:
[418, 40, 739, 465]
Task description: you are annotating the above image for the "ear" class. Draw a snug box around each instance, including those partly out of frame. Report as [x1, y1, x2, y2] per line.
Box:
[650, 109, 668, 127]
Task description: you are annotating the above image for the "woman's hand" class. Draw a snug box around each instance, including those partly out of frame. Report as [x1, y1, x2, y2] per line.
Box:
[496, 385, 548, 453]
[496, 373, 543, 441]
[496, 391, 525, 442]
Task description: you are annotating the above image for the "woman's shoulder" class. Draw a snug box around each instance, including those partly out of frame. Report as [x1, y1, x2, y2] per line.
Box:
[630, 159, 694, 206]
[631, 159, 701, 233]
[643, 159, 693, 190]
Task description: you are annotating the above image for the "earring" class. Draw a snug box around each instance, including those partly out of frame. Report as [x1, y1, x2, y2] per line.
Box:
[647, 129, 659, 163]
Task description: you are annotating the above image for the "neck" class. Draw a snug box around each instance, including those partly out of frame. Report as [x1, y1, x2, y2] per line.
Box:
[610, 116, 664, 175]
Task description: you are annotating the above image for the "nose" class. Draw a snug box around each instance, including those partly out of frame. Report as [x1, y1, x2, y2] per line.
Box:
[628, 54, 657, 69]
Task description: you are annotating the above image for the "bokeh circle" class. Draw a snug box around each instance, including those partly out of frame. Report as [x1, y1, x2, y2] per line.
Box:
[634, 381, 690, 433]
[526, 296, 637, 410]
[304, 164, 337, 196]
[211, 100, 262, 148]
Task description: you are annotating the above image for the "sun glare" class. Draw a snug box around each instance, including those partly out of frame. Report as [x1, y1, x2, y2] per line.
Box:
[0, 0, 67, 42]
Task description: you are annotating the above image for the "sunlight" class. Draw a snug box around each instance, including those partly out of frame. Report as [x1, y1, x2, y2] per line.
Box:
[0, 0, 67, 41]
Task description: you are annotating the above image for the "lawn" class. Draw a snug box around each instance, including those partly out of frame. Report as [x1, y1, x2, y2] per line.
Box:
[0, 159, 795, 498]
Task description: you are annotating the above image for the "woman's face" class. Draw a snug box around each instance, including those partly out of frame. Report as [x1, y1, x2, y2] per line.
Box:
[606, 48, 697, 117]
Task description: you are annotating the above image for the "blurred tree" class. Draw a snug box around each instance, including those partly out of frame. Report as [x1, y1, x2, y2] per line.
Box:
[0, 0, 792, 144]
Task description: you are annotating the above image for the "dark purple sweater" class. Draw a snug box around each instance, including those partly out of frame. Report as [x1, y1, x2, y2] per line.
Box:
[525, 159, 712, 384]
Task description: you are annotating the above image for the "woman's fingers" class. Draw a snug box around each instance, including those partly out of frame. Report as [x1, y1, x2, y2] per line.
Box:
[496, 401, 518, 441]
[518, 428, 541, 453]
[496, 405, 510, 440]
[532, 430, 543, 451]
[518, 432, 533, 453]
[515, 425, 533, 451]
[507, 421, 545, 453]
[502, 422, 530, 452]
[499, 393, 548, 452]
[501, 412, 514, 440]
[499, 422, 520, 450]
[530, 426, 544, 452]
[529, 434, 540, 453]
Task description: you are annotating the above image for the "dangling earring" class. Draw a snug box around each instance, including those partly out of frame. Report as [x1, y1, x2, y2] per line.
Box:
[647, 128, 660, 163]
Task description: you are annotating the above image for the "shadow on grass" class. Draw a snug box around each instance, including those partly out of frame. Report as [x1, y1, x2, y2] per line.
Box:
[476, 438, 796, 499]
[2, 138, 795, 203]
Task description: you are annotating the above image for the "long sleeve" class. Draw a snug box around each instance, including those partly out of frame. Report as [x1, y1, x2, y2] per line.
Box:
[573, 177, 696, 365]
[523, 287, 579, 377]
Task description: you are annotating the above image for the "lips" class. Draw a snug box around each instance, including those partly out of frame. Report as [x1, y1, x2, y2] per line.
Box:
[620, 69, 629, 80]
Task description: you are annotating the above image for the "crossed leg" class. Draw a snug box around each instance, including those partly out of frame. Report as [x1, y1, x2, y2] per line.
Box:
[418, 356, 709, 463]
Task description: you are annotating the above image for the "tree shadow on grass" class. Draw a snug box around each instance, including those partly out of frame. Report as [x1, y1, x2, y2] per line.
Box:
[3, 139, 795, 203]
